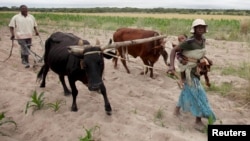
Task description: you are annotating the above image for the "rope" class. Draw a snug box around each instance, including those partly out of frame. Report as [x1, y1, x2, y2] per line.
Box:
[1, 40, 14, 62]
[1, 36, 44, 63]
[104, 51, 169, 74]
[103, 51, 183, 89]
[38, 35, 44, 50]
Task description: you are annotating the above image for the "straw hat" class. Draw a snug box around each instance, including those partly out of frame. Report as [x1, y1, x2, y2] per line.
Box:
[190, 19, 208, 33]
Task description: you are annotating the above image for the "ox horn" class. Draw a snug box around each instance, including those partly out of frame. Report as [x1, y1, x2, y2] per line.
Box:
[78, 39, 84, 45]
[101, 35, 167, 51]
[67, 45, 92, 55]
[96, 39, 100, 46]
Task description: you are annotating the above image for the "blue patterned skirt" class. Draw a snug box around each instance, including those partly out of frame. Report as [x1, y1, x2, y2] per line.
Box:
[177, 77, 216, 122]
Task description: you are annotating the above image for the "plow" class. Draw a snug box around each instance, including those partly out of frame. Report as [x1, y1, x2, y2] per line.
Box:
[1, 35, 44, 67]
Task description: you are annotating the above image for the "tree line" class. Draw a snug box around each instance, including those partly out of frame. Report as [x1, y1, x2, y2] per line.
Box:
[1, 6, 249, 16]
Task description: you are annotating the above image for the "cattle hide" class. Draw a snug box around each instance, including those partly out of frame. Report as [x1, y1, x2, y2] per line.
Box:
[37, 32, 112, 115]
[112, 28, 168, 78]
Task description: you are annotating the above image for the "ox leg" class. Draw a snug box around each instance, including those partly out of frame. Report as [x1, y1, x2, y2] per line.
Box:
[112, 50, 118, 69]
[204, 73, 211, 87]
[113, 57, 118, 69]
[68, 77, 78, 112]
[148, 65, 154, 78]
[100, 84, 112, 115]
[140, 67, 149, 76]
[147, 61, 154, 78]
[120, 55, 130, 74]
[141, 60, 155, 78]
[149, 66, 154, 78]
[59, 75, 71, 96]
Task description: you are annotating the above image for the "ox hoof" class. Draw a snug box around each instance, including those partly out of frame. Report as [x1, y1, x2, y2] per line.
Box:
[71, 107, 78, 112]
[40, 84, 45, 88]
[106, 111, 112, 115]
[105, 105, 112, 115]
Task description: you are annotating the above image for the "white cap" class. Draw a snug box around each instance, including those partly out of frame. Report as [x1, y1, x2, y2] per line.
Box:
[190, 19, 208, 33]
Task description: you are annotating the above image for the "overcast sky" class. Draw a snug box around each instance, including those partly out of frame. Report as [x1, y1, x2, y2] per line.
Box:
[1, 0, 250, 10]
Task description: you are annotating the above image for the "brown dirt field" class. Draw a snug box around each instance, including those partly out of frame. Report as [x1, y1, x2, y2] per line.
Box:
[0, 26, 250, 141]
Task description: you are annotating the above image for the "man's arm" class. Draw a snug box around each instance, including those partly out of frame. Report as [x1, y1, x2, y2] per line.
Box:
[34, 27, 39, 36]
[167, 45, 182, 73]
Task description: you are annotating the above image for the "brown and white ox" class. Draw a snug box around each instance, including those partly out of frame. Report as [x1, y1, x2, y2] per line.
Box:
[112, 28, 168, 78]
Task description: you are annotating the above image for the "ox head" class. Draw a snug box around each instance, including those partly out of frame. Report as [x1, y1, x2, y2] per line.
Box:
[67, 40, 115, 91]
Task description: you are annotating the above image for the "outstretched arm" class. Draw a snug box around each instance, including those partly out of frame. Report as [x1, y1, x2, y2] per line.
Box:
[168, 45, 182, 73]
[34, 27, 39, 36]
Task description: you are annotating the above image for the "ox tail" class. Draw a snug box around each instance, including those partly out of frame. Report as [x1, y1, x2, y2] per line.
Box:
[36, 65, 45, 83]
[36, 37, 51, 83]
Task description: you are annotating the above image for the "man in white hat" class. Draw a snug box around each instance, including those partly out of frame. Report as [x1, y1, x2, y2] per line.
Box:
[167, 19, 216, 131]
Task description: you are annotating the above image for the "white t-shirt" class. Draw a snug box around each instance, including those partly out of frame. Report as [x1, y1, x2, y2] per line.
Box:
[9, 13, 37, 39]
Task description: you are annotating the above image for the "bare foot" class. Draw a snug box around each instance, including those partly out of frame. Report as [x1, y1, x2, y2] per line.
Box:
[174, 107, 181, 116]
[194, 120, 206, 132]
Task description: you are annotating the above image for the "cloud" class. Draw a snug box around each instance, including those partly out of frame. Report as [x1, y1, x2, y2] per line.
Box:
[1, 0, 250, 9]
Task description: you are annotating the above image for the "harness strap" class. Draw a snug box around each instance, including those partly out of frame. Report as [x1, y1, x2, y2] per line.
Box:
[80, 51, 102, 69]
[84, 51, 101, 56]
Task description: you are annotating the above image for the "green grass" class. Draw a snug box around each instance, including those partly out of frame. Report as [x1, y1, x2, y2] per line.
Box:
[1, 12, 249, 42]
[221, 62, 250, 79]
[154, 107, 165, 127]
[203, 115, 217, 134]
[25, 91, 66, 114]
[25, 90, 45, 114]
[129, 108, 138, 114]
[206, 82, 233, 96]
[0, 112, 17, 128]
[79, 126, 100, 141]
[47, 100, 66, 112]
[0, 112, 17, 135]
[207, 62, 250, 105]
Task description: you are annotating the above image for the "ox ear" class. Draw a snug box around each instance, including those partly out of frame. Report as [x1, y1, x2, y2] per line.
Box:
[108, 38, 112, 44]
[67, 45, 86, 56]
